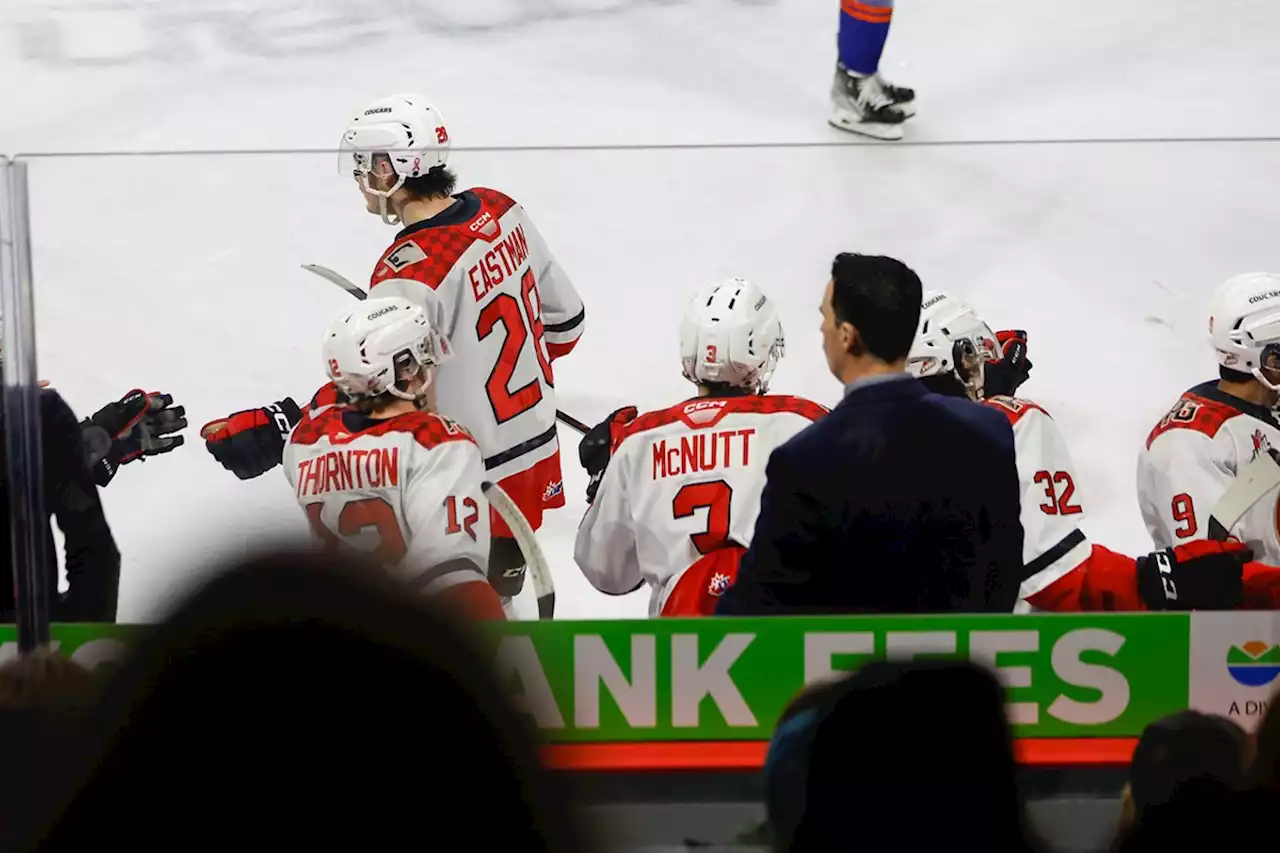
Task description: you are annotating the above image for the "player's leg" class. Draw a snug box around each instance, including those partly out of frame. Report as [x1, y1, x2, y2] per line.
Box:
[486, 452, 561, 603]
[831, 0, 913, 139]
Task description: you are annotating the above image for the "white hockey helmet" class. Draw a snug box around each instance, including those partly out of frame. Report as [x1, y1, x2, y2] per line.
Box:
[679, 278, 785, 394]
[340, 93, 451, 225]
[322, 294, 451, 403]
[1208, 272, 1280, 390]
[906, 290, 998, 397]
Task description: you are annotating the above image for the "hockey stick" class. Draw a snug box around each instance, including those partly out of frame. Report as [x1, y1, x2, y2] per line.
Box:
[483, 480, 555, 619]
[302, 264, 588, 434]
[1207, 450, 1280, 540]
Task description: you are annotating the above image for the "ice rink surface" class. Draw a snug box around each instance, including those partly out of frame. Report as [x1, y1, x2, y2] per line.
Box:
[0, 0, 1278, 620]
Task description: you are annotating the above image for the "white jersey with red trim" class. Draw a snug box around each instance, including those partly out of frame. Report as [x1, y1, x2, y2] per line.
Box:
[1137, 380, 1280, 566]
[366, 187, 586, 486]
[574, 395, 828, 616]
[981, 395, 1098, 611]
[283, 405, 491, 595]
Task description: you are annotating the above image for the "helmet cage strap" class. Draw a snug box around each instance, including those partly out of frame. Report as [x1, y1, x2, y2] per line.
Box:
[1252, 344, 1280, 392]
[952, 338, 985, 400]
[357, 170, 407, 226]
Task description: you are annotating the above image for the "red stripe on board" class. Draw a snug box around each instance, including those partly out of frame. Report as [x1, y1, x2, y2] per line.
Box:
[541, 738, 1139, 771]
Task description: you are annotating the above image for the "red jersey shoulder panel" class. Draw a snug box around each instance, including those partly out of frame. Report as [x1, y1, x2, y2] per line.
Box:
[619, 395, 827, 445]
[308, 382, 344, 413]
[469, 187, 518, 216]
[290, 407, 477, 452]
[982, 395, 1052, 426]
[1145, 391, 1237, 449]
[369, 188, 522, 290]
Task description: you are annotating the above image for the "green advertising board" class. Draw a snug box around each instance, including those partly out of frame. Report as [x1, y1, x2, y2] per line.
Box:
[11, 611, 1280, 741]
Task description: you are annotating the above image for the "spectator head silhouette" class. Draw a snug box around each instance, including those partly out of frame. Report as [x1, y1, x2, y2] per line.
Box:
[1128, 710, 1247, 819]
[781, 660, 1036, 853]
[28, 548, 586, 853]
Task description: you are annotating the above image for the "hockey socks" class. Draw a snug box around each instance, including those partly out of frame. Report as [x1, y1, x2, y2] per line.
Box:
[838, 0, 893, 76]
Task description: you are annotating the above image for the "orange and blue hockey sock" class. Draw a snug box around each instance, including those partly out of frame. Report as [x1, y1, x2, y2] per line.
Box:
[838, 0, 894, 75]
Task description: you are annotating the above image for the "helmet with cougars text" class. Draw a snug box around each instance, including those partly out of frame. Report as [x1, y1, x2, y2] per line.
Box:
[322, 295, 451, 403]
[1208, 272, 1280, 390]
[341, 93, 451, 225]
[906, 290, 998, 399]
[679, 278, 785, 394]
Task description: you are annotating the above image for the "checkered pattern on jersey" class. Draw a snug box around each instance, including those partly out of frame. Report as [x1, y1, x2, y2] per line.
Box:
[291, 406, 477, 452]
[619, 395, 829, 445]
[369, 188, 520, 289]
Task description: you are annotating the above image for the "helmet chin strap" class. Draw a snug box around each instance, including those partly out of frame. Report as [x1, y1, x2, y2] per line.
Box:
[360, 173, 407, 226]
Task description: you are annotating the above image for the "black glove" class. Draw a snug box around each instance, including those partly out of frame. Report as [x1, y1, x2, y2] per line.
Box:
[200, 398, 302, 480]
[1136, 540, 1250, 611]
[579, 406, 638, 503]
[81, 390, 188, 487]
[984, 329, 1033, 398]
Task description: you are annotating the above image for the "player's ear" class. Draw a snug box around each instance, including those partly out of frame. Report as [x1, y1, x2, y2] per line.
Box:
[842, 320, 865, 357]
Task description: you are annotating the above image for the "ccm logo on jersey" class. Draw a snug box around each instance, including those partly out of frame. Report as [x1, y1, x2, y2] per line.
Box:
[382, 242, 429, 273]
[468, 211, 501, 240]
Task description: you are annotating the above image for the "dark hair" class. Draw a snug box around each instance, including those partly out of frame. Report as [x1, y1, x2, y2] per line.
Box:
[919, 372, 969, 399]
[699, 382, 753, 399]
[1129, 711, 1246, 818]
[829, 253, 922, 363]
[402, 165, 457, 200]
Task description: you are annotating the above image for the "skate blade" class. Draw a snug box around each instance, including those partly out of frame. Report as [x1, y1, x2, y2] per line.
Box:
[895, 100, 917, 119]
[828, 112, 904, 141]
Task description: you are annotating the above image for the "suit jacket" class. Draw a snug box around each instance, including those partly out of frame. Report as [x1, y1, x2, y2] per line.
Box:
[716, 375, 1024, 615]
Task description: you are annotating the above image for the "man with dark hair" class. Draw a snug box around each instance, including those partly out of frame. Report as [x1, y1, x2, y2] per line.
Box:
[716, 253, 1024, 613]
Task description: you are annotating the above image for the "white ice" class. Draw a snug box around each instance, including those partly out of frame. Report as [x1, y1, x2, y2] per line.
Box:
[1, 0, 1278, 620]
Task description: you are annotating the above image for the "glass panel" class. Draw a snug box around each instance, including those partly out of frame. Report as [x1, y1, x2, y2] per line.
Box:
[19, 141, 1280, 619]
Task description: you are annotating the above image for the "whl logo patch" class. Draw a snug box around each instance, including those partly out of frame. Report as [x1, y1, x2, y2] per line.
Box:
[1226, 641, 1280, 686]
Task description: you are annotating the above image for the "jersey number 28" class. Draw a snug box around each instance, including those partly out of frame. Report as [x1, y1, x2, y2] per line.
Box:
[305, 498, 407, 563]
[477, 269, 555, 424]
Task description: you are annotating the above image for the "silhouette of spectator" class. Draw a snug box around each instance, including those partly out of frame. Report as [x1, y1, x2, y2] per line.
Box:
[27, 549, 587, 852]
[0, 650, 99, 849]
[1111, 711, 1249, 850]
[774, 660, 1040, 853]
[1250, 694, 1280, 790]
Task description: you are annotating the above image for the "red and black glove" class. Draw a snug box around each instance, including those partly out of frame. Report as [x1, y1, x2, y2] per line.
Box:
[200, 399, 302, 481]
[81, 389, 188, 487]
[984, 329, 1033, 398]
[579, 406, 638, 503]
[1136, 539, 1251, 610]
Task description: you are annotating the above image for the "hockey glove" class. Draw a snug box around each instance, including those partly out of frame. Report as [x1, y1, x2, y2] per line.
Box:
[81, 390, 188, 487]
[984, 329, 1033, 398]
[201, 398, 302, 481]
[579, 405, 638, 503]
[1136, 539, 1250, 611]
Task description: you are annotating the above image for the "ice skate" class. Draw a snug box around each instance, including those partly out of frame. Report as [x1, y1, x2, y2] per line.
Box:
[829, 64, 908, 140]
[876, 72, 916, 118]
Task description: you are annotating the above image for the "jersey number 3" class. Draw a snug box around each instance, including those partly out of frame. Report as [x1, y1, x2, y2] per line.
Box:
[477, 269, 556, 424]
[673, 481, 734, 554]
[305, 498, 407, 562]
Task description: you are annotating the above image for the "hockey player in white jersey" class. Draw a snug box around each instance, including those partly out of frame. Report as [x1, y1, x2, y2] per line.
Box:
[909, 290, 1266, 611]
[283, 297, 506, 621]
[204, 93, 586, 604]
[1138, 272, 1280, 605]
[574, 279, 827, 616]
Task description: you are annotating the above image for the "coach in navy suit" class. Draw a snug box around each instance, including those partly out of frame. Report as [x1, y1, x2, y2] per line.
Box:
[716, 254, 1024, 615]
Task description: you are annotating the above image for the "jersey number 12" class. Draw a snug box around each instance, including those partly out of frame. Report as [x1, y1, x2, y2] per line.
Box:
[305, 498, 407, 563]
